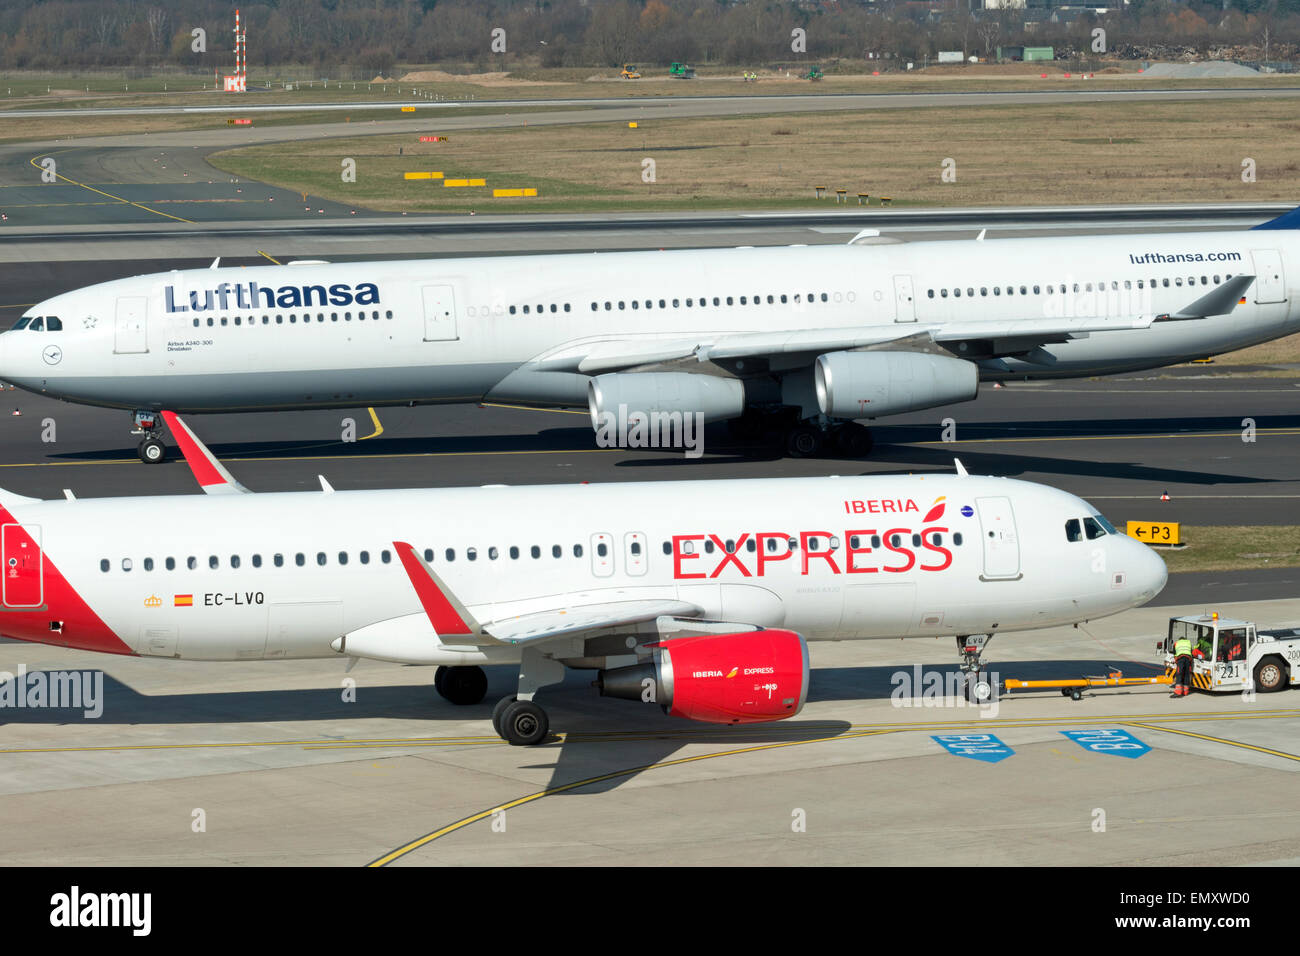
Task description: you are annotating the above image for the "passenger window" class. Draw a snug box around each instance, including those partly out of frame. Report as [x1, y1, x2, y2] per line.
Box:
[573, 544, 583, 557]
[338, 552, 348, 565]
[382, 550, 392, 563]
[359, 551, 369, 565]
[208, 555, 219, 569]
[144, 557, 154, 571]
[532, 545, 542, 558]
[295, 553, 305, 566]
[597, 542, 608, 557]
[252, 554, 262, 568]
[317, 552, 327, 565]
[509, 546, 519, 559]
[100, 559, 109, 572]
[423, 549, 433, 562]
[187, 556, 197, 570]
[1065, 518, 1082, 543]
[445, 548, 455, 562]
[230, 555, 240, 569]
[274, 553, 284, 567]
[467, 547, 477, 561]
[954, 533, 963, 546]
[552, 544, 562, 558]
[166, 557, 176, 570]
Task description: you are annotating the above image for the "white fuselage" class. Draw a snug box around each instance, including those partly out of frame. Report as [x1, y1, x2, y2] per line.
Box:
[3, 229, 1296, 414]
[0, 474, 1165, 666]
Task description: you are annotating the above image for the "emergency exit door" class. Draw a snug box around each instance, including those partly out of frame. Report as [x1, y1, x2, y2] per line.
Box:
[975, 497, 1020, 580]
[2, 523, 43, 608]
[421, 285, 458, 341]
[893, 275, 916, 323]
[114, 296, 148, 354]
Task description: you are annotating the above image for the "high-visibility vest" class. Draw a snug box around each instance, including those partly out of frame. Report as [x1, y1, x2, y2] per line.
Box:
[1174, 637, 1193, 658]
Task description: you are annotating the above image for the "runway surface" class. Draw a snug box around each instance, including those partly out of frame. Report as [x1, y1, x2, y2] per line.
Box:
[3, 597, 1297, 865]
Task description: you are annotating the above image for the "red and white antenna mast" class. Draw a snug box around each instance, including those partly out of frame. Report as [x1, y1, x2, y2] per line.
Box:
[230, 8, 247, 92]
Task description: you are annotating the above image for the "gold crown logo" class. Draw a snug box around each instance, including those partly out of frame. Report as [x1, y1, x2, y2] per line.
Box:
[143, 594, 162, 608]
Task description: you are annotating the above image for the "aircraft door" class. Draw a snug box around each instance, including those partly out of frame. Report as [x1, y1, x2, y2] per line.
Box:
[1250, 250, 1287, 304]
[114, 296, 148, 353]
[975, 496, 1021, 580]
[591, 533, 614, 577]
[893, 275, 916, 323]
[422, 284, 458, 341]
[2, 523, 43, 608]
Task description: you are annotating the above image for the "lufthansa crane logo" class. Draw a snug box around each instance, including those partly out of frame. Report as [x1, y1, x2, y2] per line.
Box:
[42, 345, 62, 366]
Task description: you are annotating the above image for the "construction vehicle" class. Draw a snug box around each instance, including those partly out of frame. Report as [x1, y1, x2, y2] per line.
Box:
[620, 64, 641, 79]
[804, 65, 824, 81]
[669, 61, 696, 79]
[1159, 613, 1300, 693]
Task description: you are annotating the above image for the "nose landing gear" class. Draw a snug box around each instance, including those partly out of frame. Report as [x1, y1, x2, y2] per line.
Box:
[131, 410, 168, 464]
[958, 633, 997, 703]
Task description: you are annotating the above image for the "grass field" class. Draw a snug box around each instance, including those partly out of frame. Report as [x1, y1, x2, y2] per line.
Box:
[1156, 526, 1300, 573]
[5, 64, 1300, 111]
[207, 97, 1300, 214]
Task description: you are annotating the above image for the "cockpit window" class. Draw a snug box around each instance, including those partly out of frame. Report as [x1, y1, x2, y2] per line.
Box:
[12, 317, 32, 331]
[1082, 516, 1107, 540]
[28, 317, 44, 331]
[1092, 513, 1118, 535]
[1064, 518, 1082, 543]
[45, 316, 62, 331]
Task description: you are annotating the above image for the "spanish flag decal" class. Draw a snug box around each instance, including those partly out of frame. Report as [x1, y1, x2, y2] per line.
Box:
[174, 594, 193, 607]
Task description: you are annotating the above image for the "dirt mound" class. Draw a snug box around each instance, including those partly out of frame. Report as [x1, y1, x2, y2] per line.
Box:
[397, 69, 554, 86]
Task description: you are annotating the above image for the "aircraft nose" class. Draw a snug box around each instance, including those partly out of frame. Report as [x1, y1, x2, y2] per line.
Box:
[1125, 537, 1167, 605]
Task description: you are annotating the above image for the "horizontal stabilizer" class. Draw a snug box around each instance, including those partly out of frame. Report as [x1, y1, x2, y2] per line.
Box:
[161, 411, 251, 495]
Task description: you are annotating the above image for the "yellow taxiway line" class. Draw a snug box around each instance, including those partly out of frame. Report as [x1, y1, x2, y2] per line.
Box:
[27, 152, 194, 224]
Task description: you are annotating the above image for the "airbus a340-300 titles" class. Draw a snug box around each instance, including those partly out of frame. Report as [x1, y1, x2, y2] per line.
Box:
[0, 412, 1166, 744]
[2, 206, 1296, 462]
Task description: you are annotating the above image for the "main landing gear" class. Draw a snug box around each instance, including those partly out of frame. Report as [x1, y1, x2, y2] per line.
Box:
[131, 410, 167, 464]
[434, 648, 564, 746]
[957, 634, 996, 703]
[728, 408, 874, 459]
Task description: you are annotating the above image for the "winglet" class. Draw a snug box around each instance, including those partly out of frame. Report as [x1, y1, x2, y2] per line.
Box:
[160, 410, 251, 495]
[392, 541, 480, 637]
[954, 458, 968, 476]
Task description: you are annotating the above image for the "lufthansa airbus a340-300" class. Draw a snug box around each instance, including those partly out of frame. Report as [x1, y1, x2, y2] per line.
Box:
[6, 208, 1295, 462]
[0, 412, 1166, 744]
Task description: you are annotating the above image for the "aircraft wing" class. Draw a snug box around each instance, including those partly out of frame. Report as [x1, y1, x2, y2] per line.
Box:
[392, 540, 701, 645]
[548, 313, 1164, 376]
[162, 411, 252, 495]
[483, 599, 703, 645]
[334, 541, 705, 663]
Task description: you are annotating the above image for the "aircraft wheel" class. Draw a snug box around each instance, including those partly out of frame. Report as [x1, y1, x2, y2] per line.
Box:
[835, 423, 874, 458]
[433, 666, 448, 696]
[439, 665, 488, 706]
[1070, 689, 1083, 701]
[500, 699, 549, 746]
[965, 675, 993, 703]
[138, 437, 167, 464]
[491, 695, 518, 737]
[786, 423, 824, 458]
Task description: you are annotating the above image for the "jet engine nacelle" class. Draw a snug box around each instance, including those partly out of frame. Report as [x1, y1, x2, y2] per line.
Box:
[815, 350, 978, 419]
[597, 629, 809, 724]
[588, 372, 745, 431]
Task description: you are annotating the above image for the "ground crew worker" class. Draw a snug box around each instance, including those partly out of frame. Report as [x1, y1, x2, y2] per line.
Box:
[1172, 632, 1193, 697]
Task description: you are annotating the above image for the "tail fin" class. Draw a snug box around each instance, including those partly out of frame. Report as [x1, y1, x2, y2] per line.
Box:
[1251, 205, 1300, 230]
